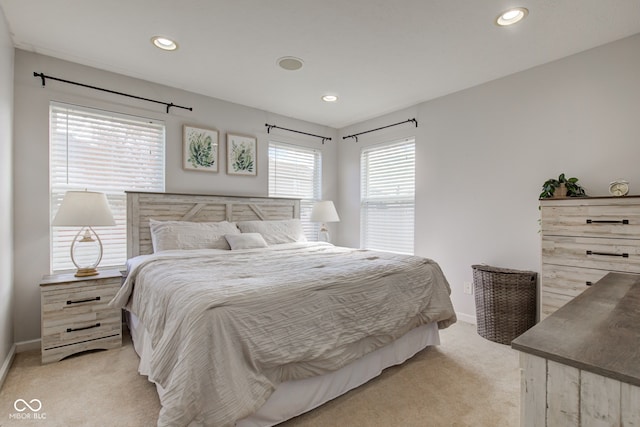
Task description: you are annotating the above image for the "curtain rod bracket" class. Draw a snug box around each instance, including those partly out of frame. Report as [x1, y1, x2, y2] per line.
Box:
[35, 72, 46, 87]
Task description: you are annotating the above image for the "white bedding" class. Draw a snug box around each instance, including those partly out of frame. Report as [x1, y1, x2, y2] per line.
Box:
[127, 312, 440, 427]
[111, 242, 456, 427]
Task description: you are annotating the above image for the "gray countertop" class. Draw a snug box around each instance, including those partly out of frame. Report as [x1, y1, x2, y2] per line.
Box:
[511, 272, 640, 387]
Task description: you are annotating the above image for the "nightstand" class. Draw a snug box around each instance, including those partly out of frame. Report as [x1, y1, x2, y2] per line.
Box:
[40, 269, 123, 364]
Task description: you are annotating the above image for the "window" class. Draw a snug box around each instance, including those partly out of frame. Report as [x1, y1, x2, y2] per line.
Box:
[50, 102, 165, 272]
[360, 138, 415, 254]
[268, 141, 321, 240]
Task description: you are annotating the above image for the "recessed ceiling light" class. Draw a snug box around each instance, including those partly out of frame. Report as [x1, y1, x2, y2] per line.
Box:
[496, 7, 528, 26]
[322, 95, 338, 102]
[151, 36, 178, 51]
[277, 56, 304, 71]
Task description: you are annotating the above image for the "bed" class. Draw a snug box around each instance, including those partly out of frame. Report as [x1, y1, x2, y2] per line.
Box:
[110, 191, 457, 427]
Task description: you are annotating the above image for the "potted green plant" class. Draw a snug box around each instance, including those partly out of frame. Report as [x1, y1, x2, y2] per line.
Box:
[539, 173, 587, 199]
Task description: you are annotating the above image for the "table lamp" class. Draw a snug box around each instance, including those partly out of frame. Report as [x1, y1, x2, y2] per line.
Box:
[310, 200, 340, 242]
[52, 190, 115, 277]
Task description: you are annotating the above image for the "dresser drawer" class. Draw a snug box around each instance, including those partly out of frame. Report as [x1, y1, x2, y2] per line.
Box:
[540, 264, 610, 319]
[541, 264, 608, 296]
[541, 203, 640, 238]
[542, 236, 640, 273]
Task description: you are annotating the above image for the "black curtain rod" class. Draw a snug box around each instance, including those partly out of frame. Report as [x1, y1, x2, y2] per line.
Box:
[33, 72, 193, 114]
[342, 118, 418, 142]
[265, 123, 332, 144]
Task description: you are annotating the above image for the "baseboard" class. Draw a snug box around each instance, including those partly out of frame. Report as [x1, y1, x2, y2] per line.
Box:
[15, 338, 40, 353]
[456, 312, 476, 325]
[0, 344, 16, 390]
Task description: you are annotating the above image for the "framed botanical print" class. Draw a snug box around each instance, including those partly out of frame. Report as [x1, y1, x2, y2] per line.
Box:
[227, 134, 257, 176]
[183, 125, 219, 172]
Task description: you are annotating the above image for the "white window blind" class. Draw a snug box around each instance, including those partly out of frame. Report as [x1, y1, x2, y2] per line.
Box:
[268, 141, 321, 240]
[50, 102, 165, 272]
[360, 138, 415, 254]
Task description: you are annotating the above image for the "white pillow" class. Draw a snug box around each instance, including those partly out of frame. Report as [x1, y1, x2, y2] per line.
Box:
[149, 219, 240, 252]
[236, 219, 307, 245]
[225, 233, 268, 250]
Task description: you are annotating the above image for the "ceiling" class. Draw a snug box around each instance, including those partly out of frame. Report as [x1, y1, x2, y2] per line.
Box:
[1, 1, 640, 129]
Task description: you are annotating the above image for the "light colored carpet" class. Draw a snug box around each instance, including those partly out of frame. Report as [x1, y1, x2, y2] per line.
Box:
[0, 322, 519, 426]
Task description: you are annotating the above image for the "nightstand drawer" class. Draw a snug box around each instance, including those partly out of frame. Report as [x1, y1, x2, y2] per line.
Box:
[41, 283, 119, 315]
[41, 308, 121, 350]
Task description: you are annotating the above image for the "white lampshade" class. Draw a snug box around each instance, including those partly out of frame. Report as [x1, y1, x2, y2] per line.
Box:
[310, 201, 340, 223]
[52, 190, 115, 277]
[52, 191, 115, 227]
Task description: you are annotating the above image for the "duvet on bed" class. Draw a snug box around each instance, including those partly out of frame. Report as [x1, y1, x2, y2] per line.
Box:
[110, 242, 456, 427]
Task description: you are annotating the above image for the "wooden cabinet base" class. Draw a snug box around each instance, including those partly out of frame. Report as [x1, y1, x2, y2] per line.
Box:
[41, 334, 121, 364]
[520, 353, 640, 427]
[514, 273, 640, 426]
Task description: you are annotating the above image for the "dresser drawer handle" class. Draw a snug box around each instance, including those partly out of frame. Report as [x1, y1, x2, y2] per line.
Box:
[586, 250, 629, 258]
[586, 219, 629, 224]
[67, 323, 101, 333]
[66, 296, 101, 305]
[586, 281, 593, 286]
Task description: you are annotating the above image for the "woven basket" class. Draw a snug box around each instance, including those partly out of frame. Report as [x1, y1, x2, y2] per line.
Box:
[472, 265, 537, 345]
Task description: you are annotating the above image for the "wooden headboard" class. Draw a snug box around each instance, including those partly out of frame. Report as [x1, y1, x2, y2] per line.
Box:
[126, 191, 300, 258]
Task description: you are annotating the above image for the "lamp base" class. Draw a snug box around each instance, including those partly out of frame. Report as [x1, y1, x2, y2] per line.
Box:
[75, 267, 99, 277]
[318, 225, 330, 243]
[70, 227, 104, 277]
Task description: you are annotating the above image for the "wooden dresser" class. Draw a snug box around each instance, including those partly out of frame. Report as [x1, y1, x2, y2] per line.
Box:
[540, 196, 640, 319]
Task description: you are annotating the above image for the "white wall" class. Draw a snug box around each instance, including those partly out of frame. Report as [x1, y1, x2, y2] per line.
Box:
[12, 50, 338, 342]
[0, 7, 14, 376]
[11, 32, 640, 340]
[337, 33, 640, 322]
